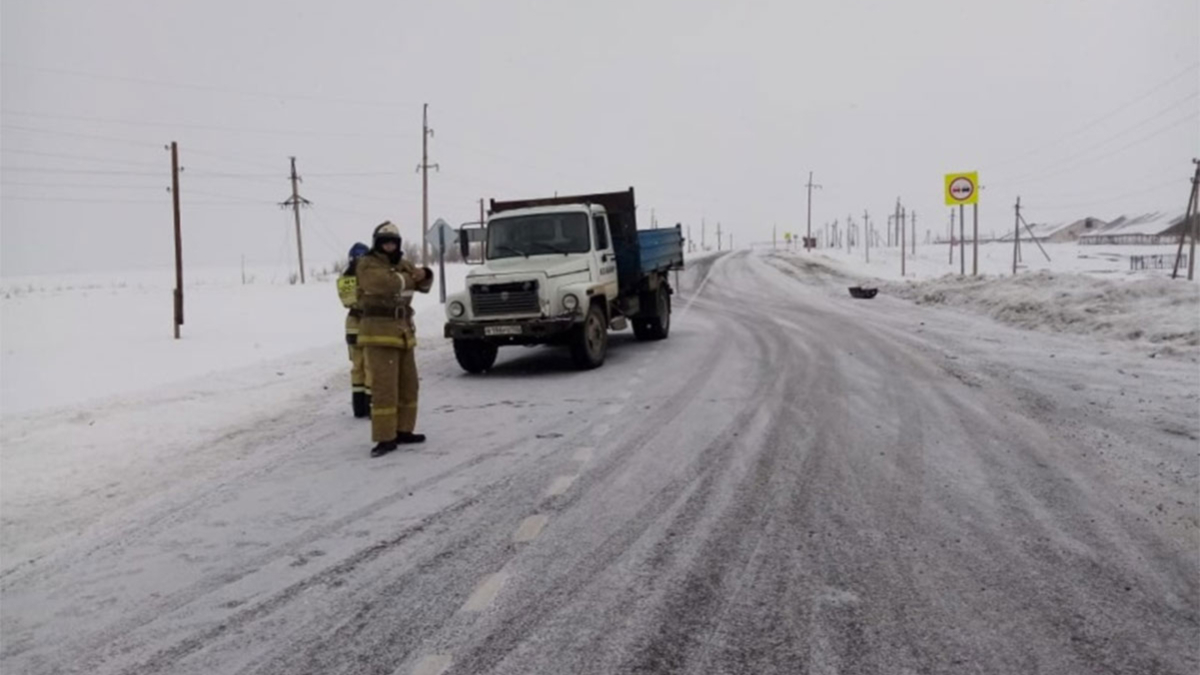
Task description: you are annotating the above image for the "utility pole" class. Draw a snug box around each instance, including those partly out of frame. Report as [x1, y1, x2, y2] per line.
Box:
[717, 222, 723, 251]
[805, 171, 821, 250]
[1172, 159, 1199, 280]
[280, 156, 310, 283]
[864, 209, 870, 263]
[169, 141, 183, 339]
[702, 218, 707, 250]
[911, 210, 916, 256]
[1013, 197, 1021, 275]
[417, 103, 439, 266]
[689, 224, 694, 252]
[899, 201, 906, 277]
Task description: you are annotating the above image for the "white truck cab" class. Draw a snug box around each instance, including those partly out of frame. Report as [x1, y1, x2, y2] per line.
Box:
[445, 188, 683, 372]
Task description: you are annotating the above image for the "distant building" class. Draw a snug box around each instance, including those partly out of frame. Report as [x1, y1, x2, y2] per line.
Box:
[997, 216, 1105, 243]
[1078, 212, 1188, 245]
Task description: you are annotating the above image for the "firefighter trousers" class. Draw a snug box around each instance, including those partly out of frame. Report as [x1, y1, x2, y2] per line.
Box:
[364, 346, 418, 442]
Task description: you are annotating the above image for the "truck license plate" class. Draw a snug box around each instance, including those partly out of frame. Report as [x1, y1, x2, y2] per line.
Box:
[485, 325, 523, 336]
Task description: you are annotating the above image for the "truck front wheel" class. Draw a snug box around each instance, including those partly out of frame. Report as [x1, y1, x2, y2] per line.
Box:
[570, 303, 608, 369]
[453, 339, 499, 374]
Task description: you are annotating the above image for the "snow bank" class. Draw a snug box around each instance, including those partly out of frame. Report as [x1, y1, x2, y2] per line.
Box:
[883, 271, 1200, 358]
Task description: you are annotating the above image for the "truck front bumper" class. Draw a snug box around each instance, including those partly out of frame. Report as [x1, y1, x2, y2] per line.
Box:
[444, 317, 577, 343]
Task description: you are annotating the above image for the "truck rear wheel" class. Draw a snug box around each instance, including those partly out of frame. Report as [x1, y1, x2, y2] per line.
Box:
[453, 339, 498, 373]
[570, 303, 608, 369]
[645, 286, 671, 340]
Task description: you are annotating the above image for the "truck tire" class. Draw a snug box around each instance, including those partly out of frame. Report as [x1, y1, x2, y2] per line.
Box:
[645, 286, 671, 340]
[453, 339, 498, 374]
[570, 303, 608, 369]
[631, 319, 652, 341]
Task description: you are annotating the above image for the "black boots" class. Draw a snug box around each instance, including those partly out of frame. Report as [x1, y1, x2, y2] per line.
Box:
[370, 441, 398, 458]
[352, 392, 370, 418]
[370, 431, 425, 458]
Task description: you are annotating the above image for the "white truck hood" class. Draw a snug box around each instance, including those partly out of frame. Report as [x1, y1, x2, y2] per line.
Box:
[469, 256, 591, 281]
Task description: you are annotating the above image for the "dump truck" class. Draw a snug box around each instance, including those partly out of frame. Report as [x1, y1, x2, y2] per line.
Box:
[444, 187, 684, 372]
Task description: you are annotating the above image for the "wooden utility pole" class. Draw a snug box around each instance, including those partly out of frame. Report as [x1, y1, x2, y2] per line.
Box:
[717, 222, 723, 251]
[290, 157, 306, 283]
[169, 141, 183, 339]
[864, 209, 870, 263]
[911, 210, 916, 256]
[1013, 197, 1021, 275]
[900, 203, 906, 277]
[702, 218, 706, 250]
[418, 103, 439, 266]
[805, 171, 821, 250]
[1172, 159, 1199, 280]
[279, 157, 310, 283]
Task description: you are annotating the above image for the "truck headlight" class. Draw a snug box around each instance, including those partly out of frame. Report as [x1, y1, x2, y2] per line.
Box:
[449, 301, 465, 318]
[563, 294, 579, 312]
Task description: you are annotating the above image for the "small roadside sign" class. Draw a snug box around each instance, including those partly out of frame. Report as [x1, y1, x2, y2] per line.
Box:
[428, 218, 456, 254]
[945, 172, 979, 205]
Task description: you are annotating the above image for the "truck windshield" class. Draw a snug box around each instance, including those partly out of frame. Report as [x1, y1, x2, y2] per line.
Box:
[487, 213, 590, 259]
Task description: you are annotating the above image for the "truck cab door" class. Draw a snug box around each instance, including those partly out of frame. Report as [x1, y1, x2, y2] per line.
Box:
[593, 213, 619, 300]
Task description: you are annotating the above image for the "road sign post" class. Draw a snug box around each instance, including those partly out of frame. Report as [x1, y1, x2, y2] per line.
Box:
[429, 217, 454, 304]
[945, 171, 979, 275]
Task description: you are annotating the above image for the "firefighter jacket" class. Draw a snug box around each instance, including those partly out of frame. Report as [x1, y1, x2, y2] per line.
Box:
[356, 251, 434, 350]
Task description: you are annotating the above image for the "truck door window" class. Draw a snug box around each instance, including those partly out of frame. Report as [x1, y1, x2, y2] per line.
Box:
[593, 216, 609, 250]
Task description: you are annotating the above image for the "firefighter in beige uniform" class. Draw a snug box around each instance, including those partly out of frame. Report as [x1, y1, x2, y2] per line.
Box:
[338, 242, 372, 418]
[356, 222, 434, 457]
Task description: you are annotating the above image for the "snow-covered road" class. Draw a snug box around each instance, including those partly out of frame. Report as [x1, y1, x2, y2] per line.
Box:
[2, 251, 1197, 674]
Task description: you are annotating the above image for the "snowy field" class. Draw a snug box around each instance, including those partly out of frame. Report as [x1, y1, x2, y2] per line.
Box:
[0, 263, 470, 416]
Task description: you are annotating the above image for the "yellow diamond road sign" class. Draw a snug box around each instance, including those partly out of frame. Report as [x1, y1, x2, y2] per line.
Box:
[945, 172, 979, 206]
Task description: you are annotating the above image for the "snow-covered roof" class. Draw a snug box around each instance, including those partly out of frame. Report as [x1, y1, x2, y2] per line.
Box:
[1078, 211, 1184, 238]
[996, 216, 1103, 241]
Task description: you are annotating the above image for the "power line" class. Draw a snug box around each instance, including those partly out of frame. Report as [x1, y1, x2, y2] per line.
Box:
[1030, 181, 1185, 213]
[0, 123, 160, 148]
[1, 166, 162, 176]
[986, 61, 1200, 168]
[991, 91, 1200, 185]
[998, 112, 1198, 187]
[2, 109, 414, 140]
[0, 180, 162, 190]
[0, 148, 163, 169]
[0, 62, 421, 111]
[2, 196, 250, 205]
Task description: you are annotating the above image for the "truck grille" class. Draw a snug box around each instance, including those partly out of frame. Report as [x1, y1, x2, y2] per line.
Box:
[470, 281, 540, 316]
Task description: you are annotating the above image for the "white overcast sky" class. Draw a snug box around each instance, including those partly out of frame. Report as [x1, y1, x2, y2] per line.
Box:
[1, 0, 1197, 276]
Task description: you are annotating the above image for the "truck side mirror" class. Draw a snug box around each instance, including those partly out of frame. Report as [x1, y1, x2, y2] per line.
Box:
[459, 229, 470, 260]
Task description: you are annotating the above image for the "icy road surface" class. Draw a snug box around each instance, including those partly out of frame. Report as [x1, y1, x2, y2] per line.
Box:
[2, 251, 1197, 674]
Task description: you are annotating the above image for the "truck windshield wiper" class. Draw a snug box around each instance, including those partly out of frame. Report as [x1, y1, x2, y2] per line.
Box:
[531, 242, 570, 255]
[497, 245, 528, 258]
